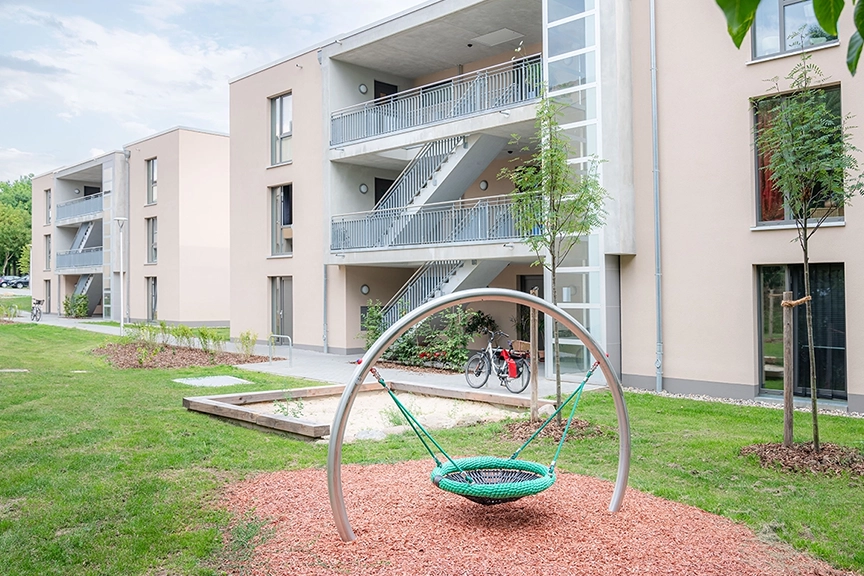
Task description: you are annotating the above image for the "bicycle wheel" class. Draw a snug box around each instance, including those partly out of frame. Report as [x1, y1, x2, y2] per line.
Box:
[32, 308, 41, 322]
[465, 353, 490, 388]
[505, 358, 530, 394]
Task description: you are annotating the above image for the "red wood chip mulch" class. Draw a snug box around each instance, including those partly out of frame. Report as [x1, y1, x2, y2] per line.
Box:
[220, 460, 854, 576]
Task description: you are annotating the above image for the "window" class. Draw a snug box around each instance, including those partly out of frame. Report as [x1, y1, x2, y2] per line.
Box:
[271, 93, 292, 165]
[271, 184, 293, 255]
[754, 86, 842, 223]
[758, 264, 846, 400]
[146, 158, 158, 204]
[752, 0, 837, 59]
[44, 235, 51, 270]
[45, 189, 51, 224]
[146, 277, 157, 321]
[146, 217, 157, 263]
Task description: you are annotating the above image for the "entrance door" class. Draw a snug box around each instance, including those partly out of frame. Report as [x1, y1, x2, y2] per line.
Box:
[791, 263, 846, 400]
[517, 275, 544, 351]
[374, 80, 398, 101]
[271, 276, 293, 344]
[374, 178, 395, 206]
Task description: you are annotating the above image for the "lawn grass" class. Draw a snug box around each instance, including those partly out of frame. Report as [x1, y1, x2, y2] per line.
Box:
[0, 294, 31, 312]
[1, 323, 862, 574]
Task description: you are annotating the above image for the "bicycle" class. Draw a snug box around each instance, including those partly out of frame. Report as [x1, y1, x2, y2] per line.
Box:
[464, 329, 530, 393]
[31, 299, 43, 322]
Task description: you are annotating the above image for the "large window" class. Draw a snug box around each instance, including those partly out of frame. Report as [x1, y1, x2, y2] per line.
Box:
[146, 158, 158, 204]
[752, 0, 837, 59]
[754, 86, 842, 223]
[45, 189, 51, 224]
[271, 184, 293, 255]
[271, 93, 292, 165]
[146, 217, 157, 263]
[758, 264, 846, 400]
[44, 234, 51, 270]
[146, 276, 157, 321]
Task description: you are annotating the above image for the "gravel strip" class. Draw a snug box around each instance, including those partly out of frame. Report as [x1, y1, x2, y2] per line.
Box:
[220, 460, 855, 575]
[623, 387, 863, 419]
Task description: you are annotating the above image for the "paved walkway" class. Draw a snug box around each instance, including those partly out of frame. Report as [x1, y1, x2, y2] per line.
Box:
[16, 313, 602, 398]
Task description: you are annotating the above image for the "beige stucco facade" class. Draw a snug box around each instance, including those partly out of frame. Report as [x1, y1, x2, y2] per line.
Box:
[229, 0, 862, 412]
[30, 127, 229, 326]
[625, 2, 863, 411]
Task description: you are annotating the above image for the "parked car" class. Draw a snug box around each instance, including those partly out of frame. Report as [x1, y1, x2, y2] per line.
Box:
[0, 275, 28, 288]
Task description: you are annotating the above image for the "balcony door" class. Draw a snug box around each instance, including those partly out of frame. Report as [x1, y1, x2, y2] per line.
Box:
[374, 178, 394, 206]
[271, 276, 293, 344]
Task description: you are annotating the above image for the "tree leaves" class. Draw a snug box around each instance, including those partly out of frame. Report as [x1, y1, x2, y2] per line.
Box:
[849, 31, 863, 75]
[715, 0, 762, 48]
[850, 0, 864, 74]
[813, 0, 845, 35]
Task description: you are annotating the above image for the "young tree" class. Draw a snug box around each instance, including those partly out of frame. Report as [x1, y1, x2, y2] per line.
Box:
[18, 243, 31, 276]
[0, 174, 33, 213]
[0, 204, 30, 275]
[715, 0, 864, 75]
[754, 53, 863, 451]
[499, 95, 607, 418]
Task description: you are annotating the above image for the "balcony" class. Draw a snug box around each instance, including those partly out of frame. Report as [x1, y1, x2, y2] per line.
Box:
[56, 193, 104, 221]
[56, 247, 103, 270]
[331, 194, 534, 252]
[330, 54, 542, 146]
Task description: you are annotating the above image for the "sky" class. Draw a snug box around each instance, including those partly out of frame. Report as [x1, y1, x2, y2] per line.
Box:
[0, 0, 425, 181]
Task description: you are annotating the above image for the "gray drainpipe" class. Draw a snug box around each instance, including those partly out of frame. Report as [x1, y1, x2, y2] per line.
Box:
[650, 0, 664, 393]
[323, 264, 329, 354]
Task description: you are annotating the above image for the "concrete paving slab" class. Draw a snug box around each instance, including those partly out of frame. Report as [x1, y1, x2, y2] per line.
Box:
[174, 375, 252, 387]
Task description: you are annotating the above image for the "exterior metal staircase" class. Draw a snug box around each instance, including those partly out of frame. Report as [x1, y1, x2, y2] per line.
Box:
[72, 273, 102, 316]
[70, 221, 94, 251]
[380, 259, 509, 328]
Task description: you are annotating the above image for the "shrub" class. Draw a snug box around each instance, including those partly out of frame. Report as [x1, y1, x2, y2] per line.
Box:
[360, 300, 384, 351]
[0, 302, 19, 320]
[62, 294, 89, 318]
[238, 330, 258, 359]
[171, 324, 195, 348]
[196, 327, 215, 354]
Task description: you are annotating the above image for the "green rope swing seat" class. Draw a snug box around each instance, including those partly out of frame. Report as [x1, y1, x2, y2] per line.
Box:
[369, 361, 600, 506]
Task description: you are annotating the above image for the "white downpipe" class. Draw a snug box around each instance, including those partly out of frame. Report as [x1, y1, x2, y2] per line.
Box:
[650, 0, 664, 392]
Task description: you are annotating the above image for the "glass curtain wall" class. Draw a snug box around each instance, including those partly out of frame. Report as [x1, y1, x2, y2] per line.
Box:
[543, 0, 604, 379]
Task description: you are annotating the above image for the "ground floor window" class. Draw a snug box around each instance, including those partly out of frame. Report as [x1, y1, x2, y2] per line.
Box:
[147, 277, 157, 321]
[270, 276, 293, 342]
[44, 279, 51, 314]
[759, 263, 846, 400]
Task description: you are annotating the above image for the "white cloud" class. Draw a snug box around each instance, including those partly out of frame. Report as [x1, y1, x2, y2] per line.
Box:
[0, 147, 56, 181]
[1, 5, 276, 137]
[88, 148, 106, 157]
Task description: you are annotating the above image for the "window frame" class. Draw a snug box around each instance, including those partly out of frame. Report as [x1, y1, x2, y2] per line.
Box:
[752, 85, 844, 226]
[44, 234, 51, 270]
[146, 158, 158, 205]
[45, 189, 51, 224]
[270, 184, 293, 256]
[751, 0, 839, 61]
[270, 92, 293, 165]
[146, 276, 157, 321]
[146, 217, 158, 263]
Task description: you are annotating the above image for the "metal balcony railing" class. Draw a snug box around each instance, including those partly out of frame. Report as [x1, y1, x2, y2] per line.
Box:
[330, 54, 542, 146]
[376, 136, 462, 213]
[56, 247, 103, 269]
[56, 193, 104, 221]
[331, 194, 532, 252]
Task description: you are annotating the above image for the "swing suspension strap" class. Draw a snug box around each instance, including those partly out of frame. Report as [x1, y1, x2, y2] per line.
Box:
[509, 360, 600, 473]
[369, 368, 473, 483]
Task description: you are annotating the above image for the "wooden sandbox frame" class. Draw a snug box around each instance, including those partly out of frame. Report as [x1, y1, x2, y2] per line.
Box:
[183, 381, 555, 440]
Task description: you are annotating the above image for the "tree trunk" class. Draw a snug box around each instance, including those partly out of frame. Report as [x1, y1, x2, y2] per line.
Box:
[529, 287, 539, 422]
[551, 253, 562, 424]
[782, 290, 794, 448]
[802, 244, 820, 452]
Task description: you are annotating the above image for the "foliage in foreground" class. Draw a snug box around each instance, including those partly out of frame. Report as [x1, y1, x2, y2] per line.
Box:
[1, 323, 863, 574]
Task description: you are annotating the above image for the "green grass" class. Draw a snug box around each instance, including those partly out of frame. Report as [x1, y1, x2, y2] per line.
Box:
[1, 323, 863, 574]
[83, 320, 120, 327]
[0, 294, 31, 312]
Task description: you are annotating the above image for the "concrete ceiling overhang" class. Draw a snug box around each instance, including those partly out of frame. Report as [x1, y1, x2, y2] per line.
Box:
[330, 0, 542, 79]
[57, 165, 103, 183]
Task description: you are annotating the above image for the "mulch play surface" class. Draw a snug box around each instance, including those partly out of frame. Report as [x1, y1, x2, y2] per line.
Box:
[220, 460, 855, 575]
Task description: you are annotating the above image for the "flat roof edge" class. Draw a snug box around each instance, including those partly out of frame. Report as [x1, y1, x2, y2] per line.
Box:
[124, 126, 228, 148]
[229, 0, 445, 84]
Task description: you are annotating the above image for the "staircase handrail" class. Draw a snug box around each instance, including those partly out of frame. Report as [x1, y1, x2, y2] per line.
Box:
[382, 260, 462, 327]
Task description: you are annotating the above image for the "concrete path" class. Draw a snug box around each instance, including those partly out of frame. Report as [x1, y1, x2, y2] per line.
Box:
[14, 313, 603, 398]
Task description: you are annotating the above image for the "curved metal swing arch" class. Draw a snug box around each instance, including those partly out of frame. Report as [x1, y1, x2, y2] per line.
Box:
[327, 287, 631, 542]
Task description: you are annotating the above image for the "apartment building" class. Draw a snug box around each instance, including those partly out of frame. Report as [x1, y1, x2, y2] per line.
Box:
[31, 127, 230, 325]
[229, 0, 863, 413]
